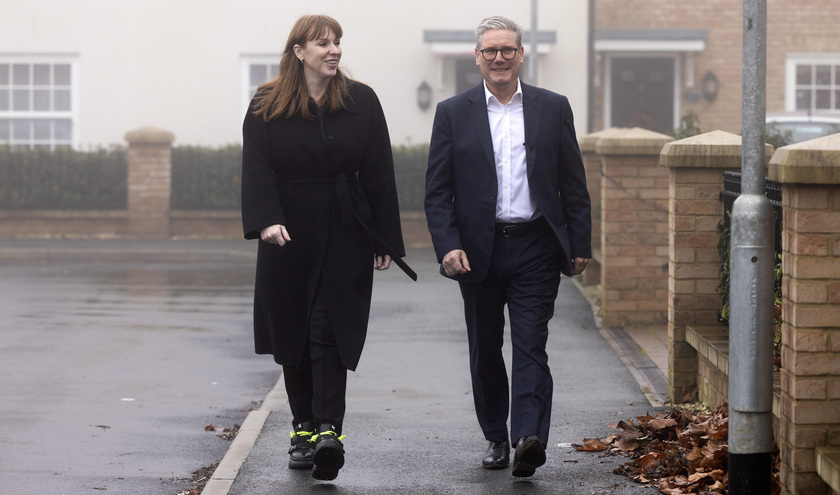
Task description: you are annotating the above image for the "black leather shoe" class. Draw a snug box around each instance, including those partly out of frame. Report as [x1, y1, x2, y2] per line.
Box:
[312, 424, 345, 481]
[482, 441, 510, 469]
[288, 421, 315, 469]
[511, 435, 546, 477]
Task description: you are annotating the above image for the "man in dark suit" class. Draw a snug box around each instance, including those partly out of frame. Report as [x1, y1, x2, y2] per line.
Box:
[424, 16, 591, 478]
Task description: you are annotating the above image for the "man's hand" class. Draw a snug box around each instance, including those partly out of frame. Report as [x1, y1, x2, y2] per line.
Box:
[442, 249, 471, 277]
[260, 224, 291, 246]
[571, 257, 590, 276]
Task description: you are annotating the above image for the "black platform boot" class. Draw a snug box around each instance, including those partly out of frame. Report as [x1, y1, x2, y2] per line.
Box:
[312, 423, 345, 481]
[288, 421, 315, 469]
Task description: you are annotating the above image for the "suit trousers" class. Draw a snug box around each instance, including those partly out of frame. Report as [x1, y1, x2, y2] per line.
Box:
[458, 226, 562, 446]
[282, 280, 347, 433]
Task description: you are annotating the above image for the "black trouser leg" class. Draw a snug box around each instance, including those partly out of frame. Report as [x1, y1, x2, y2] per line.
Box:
[283, 281, 347, 433]
[283, 353, 314, 425]
[309, 281, 347, 434]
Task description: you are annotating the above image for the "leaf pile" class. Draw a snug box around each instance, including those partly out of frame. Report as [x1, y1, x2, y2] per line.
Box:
[574, 404, 780, 494]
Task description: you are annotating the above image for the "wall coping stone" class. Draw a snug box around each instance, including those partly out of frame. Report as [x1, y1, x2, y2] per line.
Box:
[124, 127, 176, 144]
[768, 132, 840, 184]
[595, 127, 673, 156]
[659, 130, 773, 169]
[579, 127, 627, 153]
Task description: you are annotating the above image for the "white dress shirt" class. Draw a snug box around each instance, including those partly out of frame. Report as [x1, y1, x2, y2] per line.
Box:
[484, 80, 537, 224]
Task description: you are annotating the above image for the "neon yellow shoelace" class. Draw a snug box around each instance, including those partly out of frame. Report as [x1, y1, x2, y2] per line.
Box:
[311, 430, 346, 442]
[289, 429, 314, 439]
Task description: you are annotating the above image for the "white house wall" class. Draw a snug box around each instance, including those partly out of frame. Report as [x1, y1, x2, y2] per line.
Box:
[1, 0, 588, 147]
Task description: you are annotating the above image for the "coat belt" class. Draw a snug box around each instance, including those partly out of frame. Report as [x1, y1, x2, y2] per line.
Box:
[278, 174, 417, 281]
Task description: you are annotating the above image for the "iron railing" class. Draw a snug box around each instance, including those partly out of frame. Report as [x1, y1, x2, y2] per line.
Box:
[720, 171, 783, 259]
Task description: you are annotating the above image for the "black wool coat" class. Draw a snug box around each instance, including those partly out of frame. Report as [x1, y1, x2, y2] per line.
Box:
[241, 81, 405, 371]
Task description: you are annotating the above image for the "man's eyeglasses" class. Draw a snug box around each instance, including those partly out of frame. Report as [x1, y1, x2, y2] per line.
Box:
[479, 47, 519, 61]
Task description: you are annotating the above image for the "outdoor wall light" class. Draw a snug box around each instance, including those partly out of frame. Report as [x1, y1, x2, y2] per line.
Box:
[417, 80, 432, 111]
[702, 71, 719, 102]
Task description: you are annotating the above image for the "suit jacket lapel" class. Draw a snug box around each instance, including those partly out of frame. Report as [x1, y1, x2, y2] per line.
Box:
[465, 84, 496, 173]
[522, 83, 541, 176]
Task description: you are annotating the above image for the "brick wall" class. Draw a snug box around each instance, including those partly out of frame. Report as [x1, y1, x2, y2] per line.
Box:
[770, 134, 840, 494]
[126, 127, 173, 238]
[579, 128, 623, 287]
[594, 128, 672, 327]
[659, 130, 756, 403]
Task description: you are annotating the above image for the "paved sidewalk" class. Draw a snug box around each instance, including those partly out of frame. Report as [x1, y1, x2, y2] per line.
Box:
[210, 248, 667, 495]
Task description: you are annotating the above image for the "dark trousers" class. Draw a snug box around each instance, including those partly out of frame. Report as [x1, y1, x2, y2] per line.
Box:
[282, 282, 347, 433]
[459, 226, 562, 446]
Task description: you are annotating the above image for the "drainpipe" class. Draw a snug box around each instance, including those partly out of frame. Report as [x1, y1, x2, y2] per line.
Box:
[728, 0, 773, 493]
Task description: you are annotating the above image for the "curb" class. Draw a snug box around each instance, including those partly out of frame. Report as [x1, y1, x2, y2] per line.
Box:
[201, 373, 287, 495]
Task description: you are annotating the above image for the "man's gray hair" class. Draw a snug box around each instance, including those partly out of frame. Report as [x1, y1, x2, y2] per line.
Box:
[475, 16, 523, 49]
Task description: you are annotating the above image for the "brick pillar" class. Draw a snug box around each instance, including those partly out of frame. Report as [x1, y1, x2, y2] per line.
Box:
[769, 133, 840, 495]
[579, 128, 624, 287]
[596, 128, 672, 327]
[125, 127, 174, 238]
[660, 130, 749, 404]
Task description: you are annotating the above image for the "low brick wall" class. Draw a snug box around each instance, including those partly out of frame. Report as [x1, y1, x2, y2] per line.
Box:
[770, 133, 840, 495]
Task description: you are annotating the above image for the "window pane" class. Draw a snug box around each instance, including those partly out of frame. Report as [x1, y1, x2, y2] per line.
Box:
[0, 119, 10, 140]
[13, 119, 31, 140]
[54, 89, 71, 111]
[33, 89, 50, 111]
[34, 119, 51, 139]
[796, 65, 812, 85]
[835, 66, 840, 85]
[250, 64, 267, 86]
[836, 89, 840, 110]
[0, 89, 8, 111]
[54, 119, 72, 140]
[269, 64, 279, 79]
[816, 65, 831, 85]
[796, 89, 811, 110]
[12, 64, 30, 85]
[13, 89, 30, 110]
[54, 64, 71, 85]
[815, 89, 831, 109]
[33, 64, 51, 85]
[0, 64, 9, 85]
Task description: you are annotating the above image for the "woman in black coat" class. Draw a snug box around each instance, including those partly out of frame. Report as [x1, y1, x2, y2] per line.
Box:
[240, 14, 409, 481]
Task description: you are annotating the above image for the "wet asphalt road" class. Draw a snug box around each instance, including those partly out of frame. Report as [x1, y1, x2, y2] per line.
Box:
[0, 240, 278, 494]
[0, 240, 663, 495]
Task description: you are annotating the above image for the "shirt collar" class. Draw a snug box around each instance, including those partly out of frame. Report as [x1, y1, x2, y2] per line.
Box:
[483, 79, 523, 106]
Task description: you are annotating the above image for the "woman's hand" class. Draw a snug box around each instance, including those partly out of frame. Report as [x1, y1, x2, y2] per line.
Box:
[374, 255, 392, 271]
[260, 224, 291, 246]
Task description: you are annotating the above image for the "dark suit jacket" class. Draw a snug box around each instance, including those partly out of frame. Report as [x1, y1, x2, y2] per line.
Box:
[425, 81, 591, 282]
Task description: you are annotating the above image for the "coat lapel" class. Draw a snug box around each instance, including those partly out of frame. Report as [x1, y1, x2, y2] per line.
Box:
[522, 83, 541, 176]
[464, 84, 496, 172]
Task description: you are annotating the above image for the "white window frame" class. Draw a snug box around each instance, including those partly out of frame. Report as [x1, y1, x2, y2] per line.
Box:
[0, 54, 80, 149]
[240, 55, 280, 117]
[785, 53, 840, 113]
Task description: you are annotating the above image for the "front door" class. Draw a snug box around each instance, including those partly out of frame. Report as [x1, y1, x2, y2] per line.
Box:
[611, 57, 675, 133]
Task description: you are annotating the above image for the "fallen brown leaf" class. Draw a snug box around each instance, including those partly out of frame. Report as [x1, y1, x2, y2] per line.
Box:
[573, 437, 607, 451]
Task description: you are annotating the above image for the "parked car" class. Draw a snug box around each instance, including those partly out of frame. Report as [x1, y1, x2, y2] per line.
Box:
[765, 111, 840, 146]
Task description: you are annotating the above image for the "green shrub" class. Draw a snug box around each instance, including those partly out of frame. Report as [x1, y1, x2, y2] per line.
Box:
[0, 142, 430, 212]
[392, 143, 428, 211]
[0, 146, 127, 209]
[171, 145, 242, 210]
